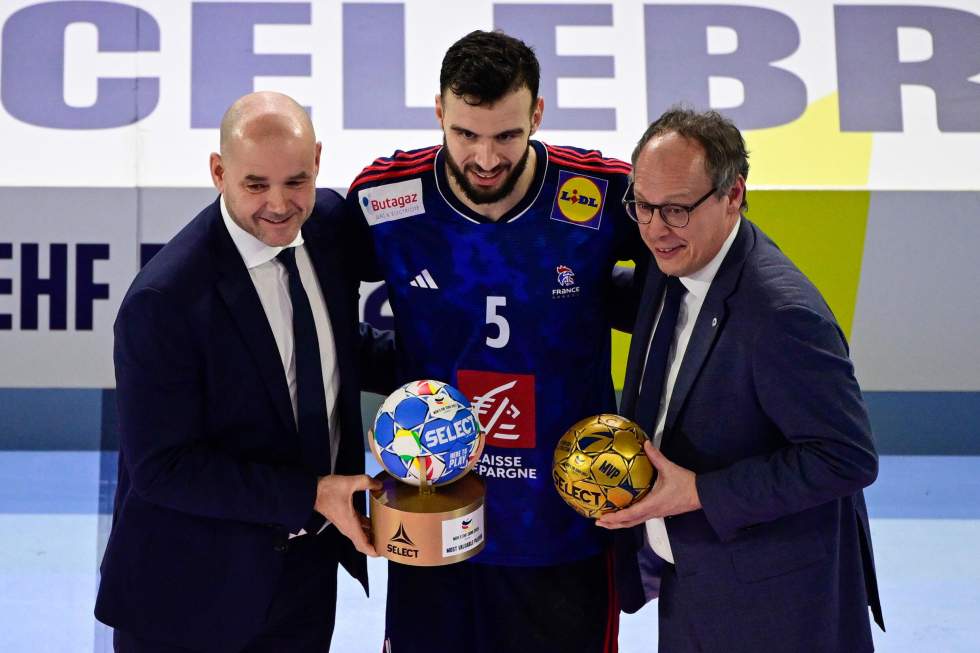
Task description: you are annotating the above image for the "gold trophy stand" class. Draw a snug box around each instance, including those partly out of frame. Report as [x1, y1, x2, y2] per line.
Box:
[370, 468, 485, 567]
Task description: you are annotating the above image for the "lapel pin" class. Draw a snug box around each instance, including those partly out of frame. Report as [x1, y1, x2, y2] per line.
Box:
[711, 317, 718, 327]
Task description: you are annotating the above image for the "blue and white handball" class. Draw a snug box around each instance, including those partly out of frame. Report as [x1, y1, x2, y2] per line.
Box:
[371, 380, 484, 486]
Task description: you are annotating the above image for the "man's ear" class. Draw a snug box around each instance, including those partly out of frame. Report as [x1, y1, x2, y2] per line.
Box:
[209, 152, 224, 191]
[530, 96, 544, 135]
[727, 176, 746, 213]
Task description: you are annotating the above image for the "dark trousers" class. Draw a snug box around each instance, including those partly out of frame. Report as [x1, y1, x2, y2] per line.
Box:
[657, 563, 704, 653]
[114, 534, 339, 653]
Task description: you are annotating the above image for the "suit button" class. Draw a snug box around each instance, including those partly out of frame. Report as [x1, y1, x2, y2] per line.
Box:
[274, 541, 289, 553]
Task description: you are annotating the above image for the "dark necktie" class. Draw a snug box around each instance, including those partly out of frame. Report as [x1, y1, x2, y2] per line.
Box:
[635, 277, 687, 435]
[276, 247, 332, 476]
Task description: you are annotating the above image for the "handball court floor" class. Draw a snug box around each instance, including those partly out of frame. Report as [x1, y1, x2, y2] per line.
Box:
[1, 452, 977, 653]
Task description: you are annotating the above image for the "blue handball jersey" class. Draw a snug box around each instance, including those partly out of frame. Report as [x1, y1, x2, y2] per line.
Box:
[347, 140, 643, 566]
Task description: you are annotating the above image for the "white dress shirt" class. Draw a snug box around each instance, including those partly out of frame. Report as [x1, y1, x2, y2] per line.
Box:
[220, 197, 341, 474]
[642, 218, 740, 563]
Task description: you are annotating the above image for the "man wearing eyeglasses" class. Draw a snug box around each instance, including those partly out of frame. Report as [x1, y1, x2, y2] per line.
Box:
[598, 108, 884, 652]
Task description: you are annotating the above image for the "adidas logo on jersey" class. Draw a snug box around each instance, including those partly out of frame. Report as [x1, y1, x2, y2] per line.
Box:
[409, 269, 439, 289]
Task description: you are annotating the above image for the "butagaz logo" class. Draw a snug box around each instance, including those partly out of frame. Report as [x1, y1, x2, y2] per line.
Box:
[365, 194, 416, 211]
[409, 269, 439, 289]
[553, 264, 581, 299]
[550, 171, 608, 230]
[358, 178, 425, 226]
[456, 370, 536, 449]
[387, 523, 420, 559]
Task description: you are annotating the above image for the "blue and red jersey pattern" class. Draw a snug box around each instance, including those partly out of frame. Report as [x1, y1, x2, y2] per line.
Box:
[347, 141, 642, 566]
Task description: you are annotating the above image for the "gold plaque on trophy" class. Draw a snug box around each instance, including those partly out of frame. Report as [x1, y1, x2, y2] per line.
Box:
[370, 471, 485, 566]
[368, 380, 486, 566]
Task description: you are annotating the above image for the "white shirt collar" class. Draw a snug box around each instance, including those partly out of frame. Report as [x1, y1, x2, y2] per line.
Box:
[679, 217, 741, 300]
[220, 195, 304, 269]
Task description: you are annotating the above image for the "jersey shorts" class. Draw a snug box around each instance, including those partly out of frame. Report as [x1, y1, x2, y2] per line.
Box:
[383, 553, 620, 653]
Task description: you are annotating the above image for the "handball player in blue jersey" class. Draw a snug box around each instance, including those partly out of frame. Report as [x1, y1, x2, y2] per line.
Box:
[347, 30, 645, 653]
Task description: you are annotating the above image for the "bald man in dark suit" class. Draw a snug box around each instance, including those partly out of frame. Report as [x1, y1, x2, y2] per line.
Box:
[96, 92, 393, 652]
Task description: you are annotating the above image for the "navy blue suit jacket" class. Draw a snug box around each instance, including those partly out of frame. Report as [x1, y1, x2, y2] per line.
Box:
[95, 190, 393, 652]
[616, 219, 884, 652]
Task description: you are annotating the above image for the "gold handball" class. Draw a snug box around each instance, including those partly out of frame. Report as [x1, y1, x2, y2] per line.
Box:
[552, 414, 655, 518]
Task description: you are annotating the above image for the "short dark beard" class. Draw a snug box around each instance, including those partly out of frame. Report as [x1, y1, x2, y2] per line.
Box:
[443, 137, 531, 205]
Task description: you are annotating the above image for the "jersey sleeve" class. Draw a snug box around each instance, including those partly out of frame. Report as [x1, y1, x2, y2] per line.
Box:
[344, 146, 441, 282]
[342, 177, 384, 282]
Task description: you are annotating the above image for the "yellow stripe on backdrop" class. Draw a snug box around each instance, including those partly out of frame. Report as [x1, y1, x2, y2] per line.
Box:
[748, 191, 871, 339]
[744, 93, 872, 188]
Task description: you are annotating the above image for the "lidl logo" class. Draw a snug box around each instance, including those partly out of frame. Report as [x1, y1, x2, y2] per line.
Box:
[551, 171, 607, 230]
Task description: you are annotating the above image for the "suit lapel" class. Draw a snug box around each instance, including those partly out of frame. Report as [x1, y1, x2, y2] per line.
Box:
[621, 260, 666, 421]
[665, 219, 754, 430]
[210, 206, 297, 435]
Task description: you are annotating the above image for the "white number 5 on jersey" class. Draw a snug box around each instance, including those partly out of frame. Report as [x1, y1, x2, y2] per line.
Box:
[485, 296, 510, 349]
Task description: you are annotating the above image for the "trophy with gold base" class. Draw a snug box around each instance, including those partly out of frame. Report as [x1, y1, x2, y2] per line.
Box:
[369, 380, 486, 566]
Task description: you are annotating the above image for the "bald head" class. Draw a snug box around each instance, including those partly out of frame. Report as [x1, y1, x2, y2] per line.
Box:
[219, 91, 315, 158]
[210, 91, 322, 247]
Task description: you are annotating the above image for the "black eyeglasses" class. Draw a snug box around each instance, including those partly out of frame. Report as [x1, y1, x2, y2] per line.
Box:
[622, 185, 717, 227]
